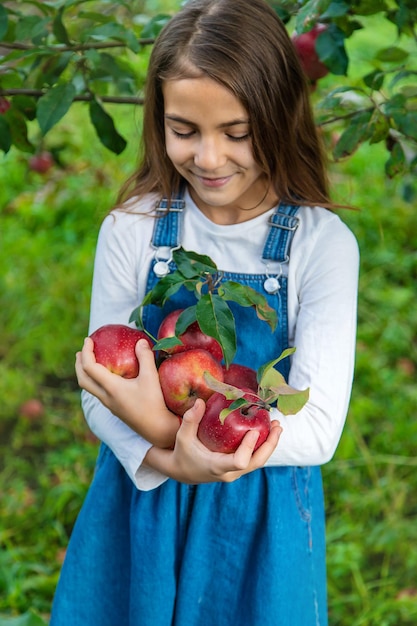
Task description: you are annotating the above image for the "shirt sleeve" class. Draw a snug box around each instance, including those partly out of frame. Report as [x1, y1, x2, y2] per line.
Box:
[265, 213, 359, 467]
[83, 212, 169, 491]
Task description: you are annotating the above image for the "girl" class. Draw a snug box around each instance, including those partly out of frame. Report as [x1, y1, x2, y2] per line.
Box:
[51, 0, 359, 624]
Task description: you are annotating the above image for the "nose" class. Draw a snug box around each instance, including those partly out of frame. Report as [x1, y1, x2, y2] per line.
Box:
[193, 136, 226, 171]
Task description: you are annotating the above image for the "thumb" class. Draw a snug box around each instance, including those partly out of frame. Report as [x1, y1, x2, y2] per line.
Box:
[135, 338, 157, 376]
[181, 398, 206, 429]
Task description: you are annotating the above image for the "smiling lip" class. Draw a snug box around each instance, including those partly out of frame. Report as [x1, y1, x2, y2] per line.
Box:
[195, 175, 233, 188]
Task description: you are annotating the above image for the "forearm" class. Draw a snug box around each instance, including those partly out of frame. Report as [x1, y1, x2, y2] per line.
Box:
[127, 409, 180, 449]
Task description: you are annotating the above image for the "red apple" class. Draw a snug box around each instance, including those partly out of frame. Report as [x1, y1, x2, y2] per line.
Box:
[19, 398, 45, 420]
[222, 363, 258, 393]
[292, 24, 329, 82]
[157, 309, 223, 361]
[90, 324, 154, 378]
[28, 151, 55, 174]
[0, 97, 11, 115]
[197, 390, 271, 453]
[158, 348, 224, 415]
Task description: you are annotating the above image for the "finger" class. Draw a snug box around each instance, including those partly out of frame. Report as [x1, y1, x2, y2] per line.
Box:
[76, 339, 117, 395]
[135, 339, 158, 378]
[75, 351, 105, 397]
[248, 420, 283, 465]
[181, 398, 206, 427]
[179, 398, 207, 440]
[79, 336, 98, 369]
[231, 430, 260, 470]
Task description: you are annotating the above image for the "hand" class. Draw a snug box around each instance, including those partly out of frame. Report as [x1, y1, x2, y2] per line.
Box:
[143, 398, 283, 484]
[75, 337, 179, 447]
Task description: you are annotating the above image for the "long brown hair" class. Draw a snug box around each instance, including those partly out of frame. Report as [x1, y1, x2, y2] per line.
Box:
[118, 0, 331, 209]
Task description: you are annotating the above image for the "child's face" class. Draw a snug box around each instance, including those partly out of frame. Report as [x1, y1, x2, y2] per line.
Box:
[163, 76, 270, 224]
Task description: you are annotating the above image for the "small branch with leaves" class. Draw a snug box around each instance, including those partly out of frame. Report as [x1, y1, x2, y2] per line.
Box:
[130, 247, 278, 369]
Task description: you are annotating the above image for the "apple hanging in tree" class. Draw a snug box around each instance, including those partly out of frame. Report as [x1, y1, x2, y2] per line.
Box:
[28, 151, 55, 174]
[0, 97, 11, 114]
[90, 324, 154, 379]
[292, 24, 329, 85]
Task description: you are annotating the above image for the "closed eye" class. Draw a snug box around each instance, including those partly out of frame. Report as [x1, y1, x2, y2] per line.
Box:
[227, 134, 250, 142]
[169, 129, 250, 142]
[170, 128, 195, 139]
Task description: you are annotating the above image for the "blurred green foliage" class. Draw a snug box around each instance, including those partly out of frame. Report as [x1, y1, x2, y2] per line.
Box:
[1, 2, 417, 625]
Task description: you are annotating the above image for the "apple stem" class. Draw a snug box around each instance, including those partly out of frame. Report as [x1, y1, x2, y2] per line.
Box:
[204, 271, 223, 294]
[241, 400, 269, 415]
[142, 327, 158, 345]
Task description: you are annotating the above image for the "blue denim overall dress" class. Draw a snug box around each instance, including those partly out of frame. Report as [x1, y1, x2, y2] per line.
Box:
[50, 197, 328, 626]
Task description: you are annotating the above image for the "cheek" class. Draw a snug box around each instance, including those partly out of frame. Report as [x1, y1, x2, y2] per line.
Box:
[233, 143, 258, 169]
[165, 136, 189, 166]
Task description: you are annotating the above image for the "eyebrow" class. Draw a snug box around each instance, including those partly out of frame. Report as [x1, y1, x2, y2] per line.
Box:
[164, 114, 249, 128]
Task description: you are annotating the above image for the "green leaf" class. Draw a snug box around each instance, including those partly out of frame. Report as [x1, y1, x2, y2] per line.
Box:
[0, 4, 8, 41]
[0, 117, 12, 153]
[82, 23, 140, 53]
[385, 141, 406, 178]
[40, 51, 74, 88]
[320, 1, 350, 19]
[363, 70, 385, 91]
[277, 388, 310, 415]
[258, 367, 287, 401]
[141, 14, 172, 38]
[219, 398, 249, 424]
[175, 306, 197, 334]
[203, 371, 247, 400]
[129, 305, 143, 326]
[315, 24, 348, 76]
[384, 93, 406, 116]
[141, 272, 190, 307]
[394, 112, 417, 141]
[154, 336, 183, 352]
[368, 114, 390, 144]
[295, 0, 329, 32]
[89, 99, 127, 155]
[16, 16, 50, 43]
[5, 108, 34, 153]
[389, 69, 417, 89]
[196, 294, 237, 367]
[37, 82, 75, 135]
[218, 281, 278, 332]
[376, 46, 409, 63]
[257, 348, 296, 384]
[173, 247, 218, 279]
[53, 8, 71, 45]
[333, 110, 373, 159]
[13, 95, 37, 121]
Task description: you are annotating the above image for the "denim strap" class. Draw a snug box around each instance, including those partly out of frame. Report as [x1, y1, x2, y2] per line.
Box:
[151, 194, 300, 264]
[262, 203, 300, 263]
[151, 194, 185, 249]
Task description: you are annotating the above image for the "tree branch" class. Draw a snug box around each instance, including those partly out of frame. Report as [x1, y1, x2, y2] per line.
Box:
[0, 88, 144, 105]
[0, 39, 155, 53]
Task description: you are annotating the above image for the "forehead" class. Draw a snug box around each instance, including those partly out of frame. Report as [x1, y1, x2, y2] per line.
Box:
[162, 76, 248, 124]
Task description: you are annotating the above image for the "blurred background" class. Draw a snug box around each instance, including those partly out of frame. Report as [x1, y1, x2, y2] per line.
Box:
[1, 1, 416, 624]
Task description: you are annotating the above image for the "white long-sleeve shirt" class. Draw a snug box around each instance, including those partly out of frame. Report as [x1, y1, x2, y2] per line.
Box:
[82, 189, 359, 490]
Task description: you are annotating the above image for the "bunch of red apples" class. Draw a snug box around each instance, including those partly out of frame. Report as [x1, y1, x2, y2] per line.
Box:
[90, 308, 308, 454]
